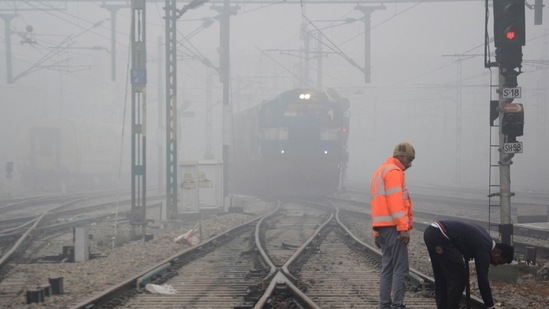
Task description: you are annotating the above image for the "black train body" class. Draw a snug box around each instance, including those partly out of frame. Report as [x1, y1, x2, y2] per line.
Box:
[231, 88, 350, 197]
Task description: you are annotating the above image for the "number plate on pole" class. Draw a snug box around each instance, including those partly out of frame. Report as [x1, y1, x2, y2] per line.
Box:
[502, 87, 522, 98]
[503, 142, 523, 153]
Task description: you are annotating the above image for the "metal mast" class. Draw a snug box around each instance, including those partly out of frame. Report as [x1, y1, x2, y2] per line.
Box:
[220, 0, 233, 208]
[100, 3, 128, 81]
[164, 0, 209, 218]
[0, 13, 15, 83]
[164, 0, 178, 219]
[130, 0, 147, 239]
[355, 5, 385, 84]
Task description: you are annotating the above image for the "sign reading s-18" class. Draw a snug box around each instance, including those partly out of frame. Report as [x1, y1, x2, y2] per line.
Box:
[502, 87, 522, 99]
[503, 142, 523, 154]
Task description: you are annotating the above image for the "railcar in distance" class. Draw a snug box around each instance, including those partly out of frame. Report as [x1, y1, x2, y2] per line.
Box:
[16, 117, 127, 193]
[231, 88, 350, 197]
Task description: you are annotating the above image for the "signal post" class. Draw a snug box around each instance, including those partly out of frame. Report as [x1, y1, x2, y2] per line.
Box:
[492, 0, 526, 245]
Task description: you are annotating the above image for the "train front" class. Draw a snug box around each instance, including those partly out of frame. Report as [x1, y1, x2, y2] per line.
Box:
[255, 89, 350, 197]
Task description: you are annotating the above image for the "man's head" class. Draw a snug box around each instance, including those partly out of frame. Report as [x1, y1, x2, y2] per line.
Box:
[393, 142, 415, 170]
[491, 243, 514, 266]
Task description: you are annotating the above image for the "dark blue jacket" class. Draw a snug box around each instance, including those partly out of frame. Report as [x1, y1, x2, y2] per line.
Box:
[439, 220, 495, 306]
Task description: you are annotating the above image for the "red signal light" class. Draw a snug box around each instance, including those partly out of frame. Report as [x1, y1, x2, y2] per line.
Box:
[493, 0, 525, 48]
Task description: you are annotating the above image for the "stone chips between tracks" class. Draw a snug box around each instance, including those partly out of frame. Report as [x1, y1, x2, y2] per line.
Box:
[2, 196, 548, 309]
[0, 198, 273, 308]
[341, 190, 549, 309]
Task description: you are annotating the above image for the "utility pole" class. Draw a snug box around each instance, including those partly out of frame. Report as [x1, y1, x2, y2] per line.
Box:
[456, 57, 463, 184]
[442, 53, 484, 184]
[489, 0, 526, 245]
[204, 68, 214, 160]
[316, 32, 323, 89]
[355, 5, 385, 84]
[100, 3, 128, 81]
[164, 0, 209, 219]
[157, 35, 165, 195]
[129, 0, 148, 240]
[299, 9, 311, 88]
[164, 0, 178, 220]
[221, 0, 232, 209]
[0, 13, 15, 83]
[212, 0, 237, 208]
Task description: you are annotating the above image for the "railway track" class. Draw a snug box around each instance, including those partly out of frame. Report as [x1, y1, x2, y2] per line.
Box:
[330, 194, 549, 260]
[335, 196, 549, 309]
[68, 199, 486, 309]
[0, 196, 163, 262]
[0, 193, 162, 285]
[2, 193, 545, 308]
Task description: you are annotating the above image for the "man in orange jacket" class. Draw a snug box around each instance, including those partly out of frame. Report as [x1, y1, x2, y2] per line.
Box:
[370, 142, 415, 309]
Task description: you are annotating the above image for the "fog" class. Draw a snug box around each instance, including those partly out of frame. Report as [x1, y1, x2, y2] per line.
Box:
[1, 0, 548, 196]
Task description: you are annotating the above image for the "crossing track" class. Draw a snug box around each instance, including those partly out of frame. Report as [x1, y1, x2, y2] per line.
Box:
[70, 199, 487, 309]
[0, 194, 101, 280]
[70, 211, 269, 309]
[0, 193, 162, 283]
[335, 194, 549, 309]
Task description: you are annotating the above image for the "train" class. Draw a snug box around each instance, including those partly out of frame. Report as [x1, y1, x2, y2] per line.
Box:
[230, 88, 350, 197]
[16, 117, 129, 193]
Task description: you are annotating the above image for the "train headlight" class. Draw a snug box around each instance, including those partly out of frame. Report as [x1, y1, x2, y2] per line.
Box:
[324, 150, 328, 154]
[281, 150, 285, 154]
[299, 93, 311, 100]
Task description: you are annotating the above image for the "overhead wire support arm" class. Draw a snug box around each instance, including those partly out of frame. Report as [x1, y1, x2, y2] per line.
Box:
[0, 0, 486, 4]
[176, 0, 209, 18]
[302, 14, 368, 79]
[6, 18, 106, 83]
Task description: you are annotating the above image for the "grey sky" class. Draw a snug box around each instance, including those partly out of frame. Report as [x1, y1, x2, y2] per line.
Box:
[1, 0, 548, 195]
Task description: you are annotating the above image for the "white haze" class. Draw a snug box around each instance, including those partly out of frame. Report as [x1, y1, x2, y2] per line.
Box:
[0, 1, 547, 196]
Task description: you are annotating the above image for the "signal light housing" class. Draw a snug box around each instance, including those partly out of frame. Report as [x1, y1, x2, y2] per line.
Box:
[495, 47, 523, 70]
[501, 103, 524, 137]
[494, 0, 526, 48]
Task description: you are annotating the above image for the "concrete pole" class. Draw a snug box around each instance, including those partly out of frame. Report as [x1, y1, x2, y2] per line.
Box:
[1, 14, 15, 83]
[498, 69, 515, 245]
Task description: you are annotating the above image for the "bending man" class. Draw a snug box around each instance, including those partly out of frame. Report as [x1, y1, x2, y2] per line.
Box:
[423, 220, 514, 309]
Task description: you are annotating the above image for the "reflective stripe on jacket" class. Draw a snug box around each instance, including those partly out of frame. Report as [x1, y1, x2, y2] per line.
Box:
[370, 157, 413, 235]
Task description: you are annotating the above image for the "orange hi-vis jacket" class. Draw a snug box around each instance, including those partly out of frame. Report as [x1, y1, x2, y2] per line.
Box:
[370, 157, 413, 236]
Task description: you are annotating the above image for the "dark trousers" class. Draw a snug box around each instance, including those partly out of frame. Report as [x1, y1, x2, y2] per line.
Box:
[423, 226, 467, 309]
